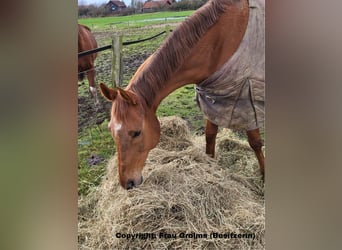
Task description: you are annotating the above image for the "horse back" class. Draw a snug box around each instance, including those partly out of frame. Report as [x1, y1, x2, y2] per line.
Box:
[78, 24, 98, 72]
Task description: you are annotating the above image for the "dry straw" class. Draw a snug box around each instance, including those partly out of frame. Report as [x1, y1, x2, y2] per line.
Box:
[79, 116, 265, 249]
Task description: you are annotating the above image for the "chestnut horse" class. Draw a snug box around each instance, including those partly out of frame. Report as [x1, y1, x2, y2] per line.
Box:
[78, 24, 98, 105]
[100, 0, 265, 189]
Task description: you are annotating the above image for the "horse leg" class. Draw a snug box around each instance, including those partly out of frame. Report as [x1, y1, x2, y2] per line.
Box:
[246, 128, 265, 180]
[205, 119, 218, 158]
[87, 69, 98, 107]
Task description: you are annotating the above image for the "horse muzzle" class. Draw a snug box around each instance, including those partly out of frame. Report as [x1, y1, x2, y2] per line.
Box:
[125, 175, 143, 190]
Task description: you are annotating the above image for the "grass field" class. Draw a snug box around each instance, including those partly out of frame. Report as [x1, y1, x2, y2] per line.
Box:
[78, 11, 194, 29]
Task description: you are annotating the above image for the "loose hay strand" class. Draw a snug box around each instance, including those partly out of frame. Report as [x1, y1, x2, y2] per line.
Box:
[79, 116, 265, 249]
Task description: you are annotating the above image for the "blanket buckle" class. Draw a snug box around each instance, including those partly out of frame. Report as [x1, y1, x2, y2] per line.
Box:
[206, 95, 216, 104]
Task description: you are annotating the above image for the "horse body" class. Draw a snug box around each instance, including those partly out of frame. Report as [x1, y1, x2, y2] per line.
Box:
[78, 24, 98, 105]
[100, 0, 265, 189]
[196, 0, 264, 130]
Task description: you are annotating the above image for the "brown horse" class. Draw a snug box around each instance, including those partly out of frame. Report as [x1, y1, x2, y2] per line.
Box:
[78, 24, 98, 105]
[100, 0, 265, 189]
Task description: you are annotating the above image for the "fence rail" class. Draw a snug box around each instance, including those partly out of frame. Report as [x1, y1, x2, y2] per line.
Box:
[122, 30, 168, 45]
[78, 26, 172, 87]
[78, 44, 112, 58]
[108, 16, 186, 28]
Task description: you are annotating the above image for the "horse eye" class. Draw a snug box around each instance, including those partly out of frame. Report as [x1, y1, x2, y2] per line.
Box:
[132, 130, 141, 138]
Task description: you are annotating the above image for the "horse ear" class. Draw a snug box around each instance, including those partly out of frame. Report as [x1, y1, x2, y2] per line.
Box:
[117, 88, 137, 105]
[99, 83, 118, 101]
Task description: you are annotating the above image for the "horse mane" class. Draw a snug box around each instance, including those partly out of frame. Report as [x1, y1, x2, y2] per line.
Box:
[130, 0, 239, 107]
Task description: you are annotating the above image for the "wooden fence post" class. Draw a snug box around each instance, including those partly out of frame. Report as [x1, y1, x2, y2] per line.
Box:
[165, 25, 171, 37]
[111, 34, 123, 88]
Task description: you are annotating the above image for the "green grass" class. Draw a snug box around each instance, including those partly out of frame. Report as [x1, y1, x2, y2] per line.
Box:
[79, 11, 194, 30]
[78, 121, 115, 195]
[157, 85, 205, 133]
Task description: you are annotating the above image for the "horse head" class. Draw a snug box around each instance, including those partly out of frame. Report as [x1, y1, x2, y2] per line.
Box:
[99, 83, 160, 189]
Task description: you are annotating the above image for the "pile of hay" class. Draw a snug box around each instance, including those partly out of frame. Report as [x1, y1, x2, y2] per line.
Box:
[78, 116, 265, 249]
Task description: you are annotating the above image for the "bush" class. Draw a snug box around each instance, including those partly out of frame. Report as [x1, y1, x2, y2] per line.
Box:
[78, 0, 206, 17]
[78, 4, 133, 18]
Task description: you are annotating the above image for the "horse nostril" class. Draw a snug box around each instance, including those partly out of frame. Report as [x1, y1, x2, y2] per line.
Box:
[126, 180, 135, 190]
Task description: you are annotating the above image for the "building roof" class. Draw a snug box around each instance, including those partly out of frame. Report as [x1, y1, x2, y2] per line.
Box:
[107, 1, 127, 8]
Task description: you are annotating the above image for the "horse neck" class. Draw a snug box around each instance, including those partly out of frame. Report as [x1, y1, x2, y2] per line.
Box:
[128, 0, 249, 113]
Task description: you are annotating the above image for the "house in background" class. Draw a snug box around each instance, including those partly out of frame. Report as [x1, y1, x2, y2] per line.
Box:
[106, 1, 127, 12]
[142, 0, 174, 12]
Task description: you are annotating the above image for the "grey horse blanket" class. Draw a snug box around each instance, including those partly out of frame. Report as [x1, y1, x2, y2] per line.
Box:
[196, 0, 264, 130]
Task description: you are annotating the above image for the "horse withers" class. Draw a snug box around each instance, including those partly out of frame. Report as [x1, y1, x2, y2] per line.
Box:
[100, 0, 265, 189]
[78, 24, 98, 106]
